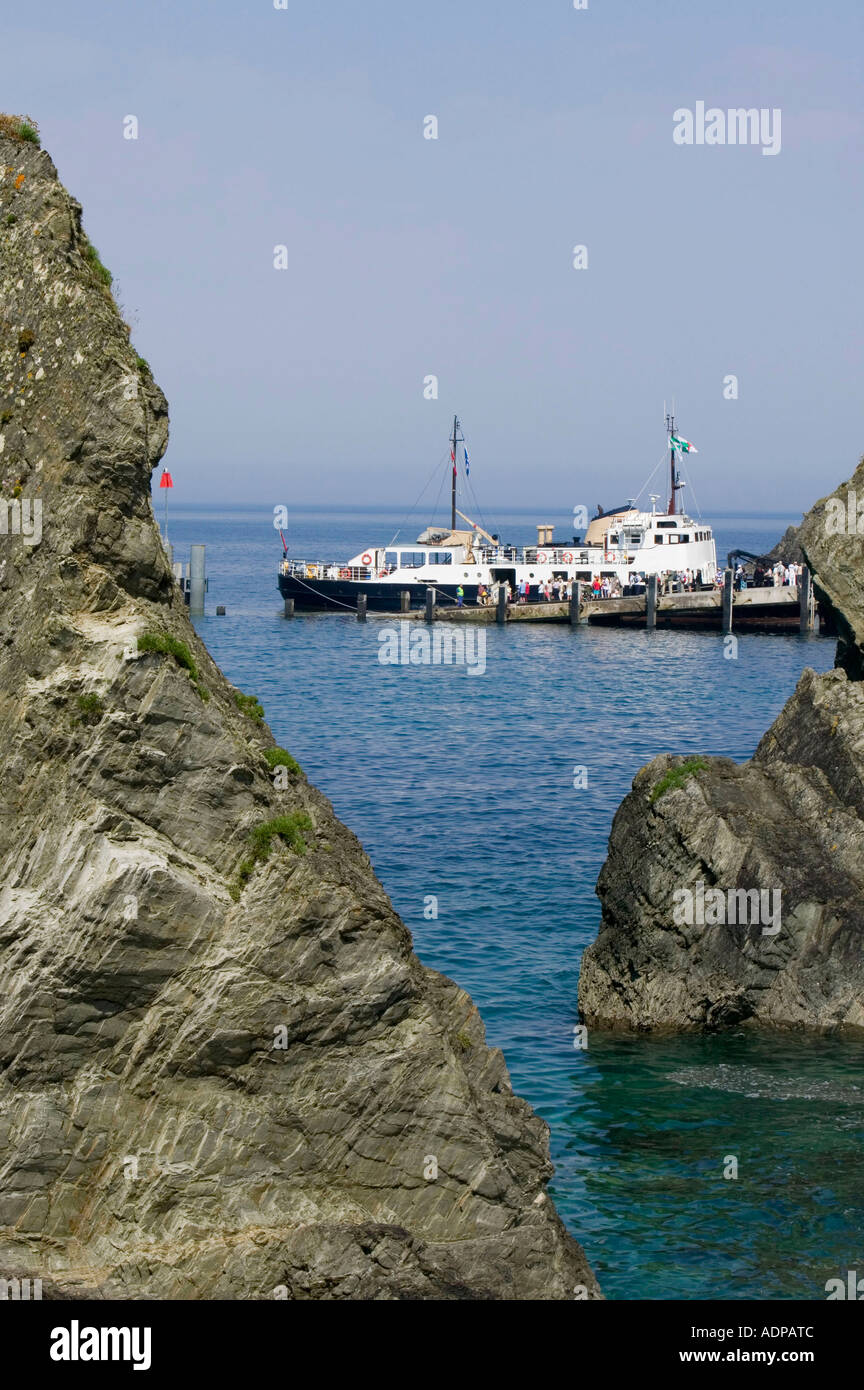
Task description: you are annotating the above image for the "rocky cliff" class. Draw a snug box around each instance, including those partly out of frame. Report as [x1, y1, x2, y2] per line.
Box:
[578, 462, 864, 1034]
[0, 121, 598, 1299]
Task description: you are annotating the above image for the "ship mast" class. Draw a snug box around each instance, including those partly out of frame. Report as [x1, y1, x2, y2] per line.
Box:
[450, 414, 462, 531]
[666, 410, 679, 515]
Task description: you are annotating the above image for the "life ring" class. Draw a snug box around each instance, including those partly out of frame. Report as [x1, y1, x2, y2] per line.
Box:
[562, 550, 573, 564]
[604, 551, 616, 562]
[361, 552, 373, 566]
[537, 550, 548, 563]
[339, 568, 351, 579]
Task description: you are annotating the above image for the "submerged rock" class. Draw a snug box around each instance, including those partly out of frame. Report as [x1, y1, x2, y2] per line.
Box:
[579, 464, 864, 1035]
[0, 126, 598, 1299]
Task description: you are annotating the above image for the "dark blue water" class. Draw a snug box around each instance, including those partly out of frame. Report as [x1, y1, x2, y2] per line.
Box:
[168, 502, 862, 1300]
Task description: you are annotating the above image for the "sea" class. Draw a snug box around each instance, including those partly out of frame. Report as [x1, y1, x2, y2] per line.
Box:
[166, 502, 861, 1301]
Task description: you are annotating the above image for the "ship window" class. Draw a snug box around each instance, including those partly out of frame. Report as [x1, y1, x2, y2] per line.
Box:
[427, 551, 453, 565]
[609, 534, 619, 544]
[669, 534, 679, 543]
[657, 520, 677, 529]
[399, 551, 426, 568]
[385, 551, 399, 566]
[654, 535, 664, 544]
[678, 534, 690, 543]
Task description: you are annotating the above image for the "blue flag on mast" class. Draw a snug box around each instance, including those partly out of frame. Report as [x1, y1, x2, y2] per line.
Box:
[464, 447, 470, 476]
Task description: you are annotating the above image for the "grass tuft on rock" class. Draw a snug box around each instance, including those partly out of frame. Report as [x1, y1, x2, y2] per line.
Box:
[137, 631, 209, 701]
[264, 746, 302, 776]
[76, 693, 104, 725]
[234, 691, 265, 722]
[649, 756, 709, 805]
[82, 238, 113, 289]
[0, 113, 40, 146]
[229, 812, 314, 899]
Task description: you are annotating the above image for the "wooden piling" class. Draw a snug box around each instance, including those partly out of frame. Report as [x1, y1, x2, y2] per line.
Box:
[569, 581, 583, 626]
[496, 584, 508, 625]
[357, 594, 367, 622]
[722, 569, 734, 633]
[284, 598, 294, 619]
[799, 566, 813, 633]
[425, 587, 436, 623]
[401, 590, 411, 614]
[645, 574, 658, 630]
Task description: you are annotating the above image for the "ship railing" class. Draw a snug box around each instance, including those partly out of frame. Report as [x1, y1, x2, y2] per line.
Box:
[281, 559, 388, 582]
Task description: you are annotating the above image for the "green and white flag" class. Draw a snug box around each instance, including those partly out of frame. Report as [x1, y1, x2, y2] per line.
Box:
[670, 434, 698, 453]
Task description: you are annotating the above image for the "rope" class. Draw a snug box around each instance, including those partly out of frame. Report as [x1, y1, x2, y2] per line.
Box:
[284, 573, 366, 612]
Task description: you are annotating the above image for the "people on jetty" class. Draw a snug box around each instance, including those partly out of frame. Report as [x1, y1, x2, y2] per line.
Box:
[746, 560, 801, 590]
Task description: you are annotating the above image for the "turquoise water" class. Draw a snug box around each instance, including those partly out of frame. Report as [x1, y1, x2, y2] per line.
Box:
[173, 504, 861, 1300]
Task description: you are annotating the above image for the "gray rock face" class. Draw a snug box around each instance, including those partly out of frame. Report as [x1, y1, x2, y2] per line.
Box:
[579, 462, 864, 1035]
[0, 130, 598, 1299]
[764, 523, 805, 567]
[797, 456, 864, 678]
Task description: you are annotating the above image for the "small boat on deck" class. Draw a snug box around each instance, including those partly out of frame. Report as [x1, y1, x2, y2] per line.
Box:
[277, 415, 718, 612]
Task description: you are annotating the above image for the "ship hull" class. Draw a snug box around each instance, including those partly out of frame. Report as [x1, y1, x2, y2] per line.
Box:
[278, 574, 480, 612]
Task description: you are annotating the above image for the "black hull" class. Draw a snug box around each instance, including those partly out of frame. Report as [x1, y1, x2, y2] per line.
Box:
[278, 574, 479, 612]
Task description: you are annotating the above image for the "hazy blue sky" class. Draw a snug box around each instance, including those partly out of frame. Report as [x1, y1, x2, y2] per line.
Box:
[6, 0, 864, 516]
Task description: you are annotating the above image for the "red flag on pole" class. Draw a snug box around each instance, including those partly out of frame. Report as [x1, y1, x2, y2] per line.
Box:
[159, 470, 173, 488]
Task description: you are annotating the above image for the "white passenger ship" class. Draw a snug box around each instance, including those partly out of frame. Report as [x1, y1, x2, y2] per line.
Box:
[278, 416, 718, 611]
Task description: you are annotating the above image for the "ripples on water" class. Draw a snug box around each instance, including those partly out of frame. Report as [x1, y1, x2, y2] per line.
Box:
[175, 505, 860, 1299]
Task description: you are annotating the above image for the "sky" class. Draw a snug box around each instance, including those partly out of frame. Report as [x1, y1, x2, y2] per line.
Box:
[5, 0, 864, 517]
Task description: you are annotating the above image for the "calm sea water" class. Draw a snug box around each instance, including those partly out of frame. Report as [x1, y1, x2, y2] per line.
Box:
[169, 502, 862, 1301]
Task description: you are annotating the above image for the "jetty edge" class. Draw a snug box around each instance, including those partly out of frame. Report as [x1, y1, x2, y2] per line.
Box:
[0, 119, 599, 1299]
[578, 455, 864, 1034]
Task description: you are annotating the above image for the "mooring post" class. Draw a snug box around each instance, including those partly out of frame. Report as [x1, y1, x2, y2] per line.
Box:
[569, 581, 584, 626]
[284, 598, 294, 619]
[496, 583, 507, 625]
[425, 587, 436, 623]
[722, 568, 734, 633]
[646, 573, 658, 630]
[357, 594, 367, 622]
[189, 544, 206, 616]
[400, 589, 411, 614]
[799, 566, 813, 633]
